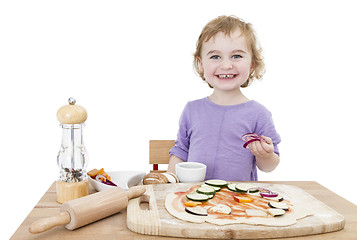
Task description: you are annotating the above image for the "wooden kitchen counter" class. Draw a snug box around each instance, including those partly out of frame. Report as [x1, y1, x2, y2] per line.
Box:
[10, 181, 357, 240]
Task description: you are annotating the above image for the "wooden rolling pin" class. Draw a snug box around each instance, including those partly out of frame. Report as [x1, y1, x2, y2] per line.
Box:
[29, 185, 146, 233]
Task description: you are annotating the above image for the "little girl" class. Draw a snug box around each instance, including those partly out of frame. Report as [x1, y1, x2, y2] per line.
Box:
[167, 15, 281, 181]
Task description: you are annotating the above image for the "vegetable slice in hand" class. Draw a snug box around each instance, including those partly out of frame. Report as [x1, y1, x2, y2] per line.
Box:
[241, 133, 261, 141]
[241, 133, 269, 149]
[243, 138, 261, 149]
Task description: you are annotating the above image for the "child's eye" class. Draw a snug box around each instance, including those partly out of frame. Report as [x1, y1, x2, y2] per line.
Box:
[232, 55, 242, 59]
[210, 55, 220, 59]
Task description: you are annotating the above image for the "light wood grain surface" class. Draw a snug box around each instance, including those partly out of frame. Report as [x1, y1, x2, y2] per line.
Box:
[127, 183, 345, 239]
[10, 181, 357, 240]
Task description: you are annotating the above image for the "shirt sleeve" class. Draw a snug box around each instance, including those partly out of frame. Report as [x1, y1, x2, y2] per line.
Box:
[169, 103, 191, 161]
[255, 108, 281, 156]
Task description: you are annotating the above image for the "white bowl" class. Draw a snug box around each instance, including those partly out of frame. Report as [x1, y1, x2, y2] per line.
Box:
[175, 162, 207, 183]
[88, 171, 145, 191]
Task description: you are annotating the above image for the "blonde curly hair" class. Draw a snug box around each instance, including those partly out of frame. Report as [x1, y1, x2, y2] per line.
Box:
[193, 15, 265, 88]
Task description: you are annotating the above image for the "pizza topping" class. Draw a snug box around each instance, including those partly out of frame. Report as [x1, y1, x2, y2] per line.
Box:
[201, 183, 221, 192]
[264, 195, 284, 202]
[207, 194, 215, 199]
[205, 179, 228, 187]
[245, 209, 268, 217]
[267, 208, 286, 217]
[268, 201, 289, 211]
[208, 204, 232, 215]
[227, 183, 238, 192]
[233, 195, 254, 203]
[197, 186, 216, 195]
[241, 133, 261, 141]
[235, 183, 259, 193]
[184, 201, 202, 207]
[174, 183, 293, 221]
[185, 206, 208, 216]
[243, 139, 261, 148]
[186, 193, 209, 202]
[241, 133, 268, 149]
[260, 191, 279, 198]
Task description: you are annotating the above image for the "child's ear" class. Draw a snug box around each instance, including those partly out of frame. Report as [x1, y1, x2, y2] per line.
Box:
[198, 57, 203, 73]
[250, 62, 255, 75]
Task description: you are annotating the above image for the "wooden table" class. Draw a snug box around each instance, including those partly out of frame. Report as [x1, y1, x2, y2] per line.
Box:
[10, 181, 357, 240]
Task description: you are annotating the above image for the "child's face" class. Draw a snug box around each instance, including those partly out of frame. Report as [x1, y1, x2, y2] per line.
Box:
[199, 30, 253, 92]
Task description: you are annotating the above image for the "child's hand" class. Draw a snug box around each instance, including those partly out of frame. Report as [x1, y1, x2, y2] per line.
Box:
[247, 135, 275, 158]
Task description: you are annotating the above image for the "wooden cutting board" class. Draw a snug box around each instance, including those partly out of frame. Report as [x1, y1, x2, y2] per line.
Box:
[127, 183, 345, 239]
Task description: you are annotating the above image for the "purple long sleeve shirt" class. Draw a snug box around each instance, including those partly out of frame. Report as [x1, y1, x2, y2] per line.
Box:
[169, 97, 281, 181]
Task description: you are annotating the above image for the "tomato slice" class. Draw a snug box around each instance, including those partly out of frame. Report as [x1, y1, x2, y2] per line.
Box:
[233, 195, 253, 203]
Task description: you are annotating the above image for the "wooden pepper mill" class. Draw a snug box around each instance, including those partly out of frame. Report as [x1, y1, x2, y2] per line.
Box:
[56, 97, 89, 203]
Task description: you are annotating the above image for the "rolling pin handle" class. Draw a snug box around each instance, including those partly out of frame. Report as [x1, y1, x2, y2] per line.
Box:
[127, 185, 146, 200]
[29, 211, 71, 234]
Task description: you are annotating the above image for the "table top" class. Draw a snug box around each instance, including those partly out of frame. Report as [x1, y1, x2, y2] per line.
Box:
[10, 181, 357, 240]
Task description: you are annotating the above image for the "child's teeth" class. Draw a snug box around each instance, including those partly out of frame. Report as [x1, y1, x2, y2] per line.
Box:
[218, 74, 234, 78]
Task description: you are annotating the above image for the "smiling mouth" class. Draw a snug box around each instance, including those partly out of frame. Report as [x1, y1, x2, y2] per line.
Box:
[217, 74, 237, 79]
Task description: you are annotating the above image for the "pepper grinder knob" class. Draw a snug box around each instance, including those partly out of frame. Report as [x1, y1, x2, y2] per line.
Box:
[57, 97, 87, 124]
[68, 97, 76, 105]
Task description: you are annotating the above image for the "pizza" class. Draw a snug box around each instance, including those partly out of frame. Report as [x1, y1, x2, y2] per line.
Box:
[165, 180, 312, 227]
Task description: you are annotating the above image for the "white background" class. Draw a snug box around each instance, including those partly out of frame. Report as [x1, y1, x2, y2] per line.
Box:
[1, 0, 356, 239]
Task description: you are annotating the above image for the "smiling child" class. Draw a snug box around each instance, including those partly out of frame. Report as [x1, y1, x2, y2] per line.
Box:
[167, 15, 281, 181]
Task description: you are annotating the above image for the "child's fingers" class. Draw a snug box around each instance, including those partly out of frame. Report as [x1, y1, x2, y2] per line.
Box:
[248, 137, 273, 155]
[260, 137, 274, 153]
[249, 140, 264, 155]
[260, 135, 272, 144]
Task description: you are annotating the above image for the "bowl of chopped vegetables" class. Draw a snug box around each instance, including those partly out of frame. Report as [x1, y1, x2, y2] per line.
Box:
[87, 168, 145, 191]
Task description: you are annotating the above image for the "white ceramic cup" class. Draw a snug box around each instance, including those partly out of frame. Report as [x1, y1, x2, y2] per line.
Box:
[175, 162, 207, 183]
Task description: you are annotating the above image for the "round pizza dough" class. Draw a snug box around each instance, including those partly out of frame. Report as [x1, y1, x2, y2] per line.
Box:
[165, 186, 312, 227]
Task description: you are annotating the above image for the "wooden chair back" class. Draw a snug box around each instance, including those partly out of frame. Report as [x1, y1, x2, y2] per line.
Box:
[149, 140, 175, 172]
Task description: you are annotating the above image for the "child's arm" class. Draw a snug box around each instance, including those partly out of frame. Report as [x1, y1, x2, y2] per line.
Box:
[247, 136, 280, 172]
[167, 155, 184, 173]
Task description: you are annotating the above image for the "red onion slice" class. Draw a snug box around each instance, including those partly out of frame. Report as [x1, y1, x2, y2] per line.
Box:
[243, 138, 260, 148]
[96, 174, 106, 182]
[260, 191, 279, 198]
[247, 187, 279, 198]
[242, 133, 261, 142]
[95, 174, 117, 186]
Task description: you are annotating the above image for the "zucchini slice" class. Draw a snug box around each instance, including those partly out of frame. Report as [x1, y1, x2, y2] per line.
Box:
[207, 194, 215, 199]
[208, 204, 231, 214]
[235, 183, 259, 193]
[205, 179, 228, 187]
[185, 206, 208, 216]
[186, 193, 209, 202]
[267, 208, 286, 217]
[197, 186, 216, 195]
[201, 183, 221, 192]
[268, 201, 289, 211]
[227, 183, 238, 192]
[263, 195, 284, 202]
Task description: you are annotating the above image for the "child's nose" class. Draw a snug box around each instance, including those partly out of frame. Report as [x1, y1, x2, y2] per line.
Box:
[221, 59, 233, 69]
